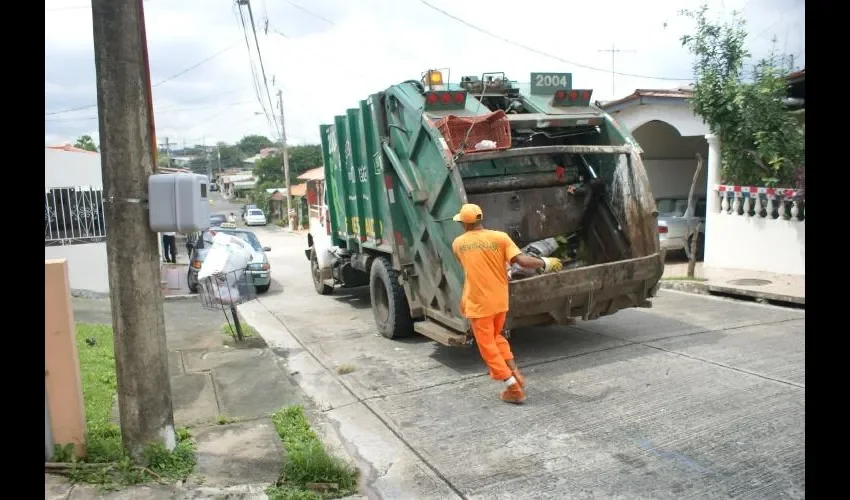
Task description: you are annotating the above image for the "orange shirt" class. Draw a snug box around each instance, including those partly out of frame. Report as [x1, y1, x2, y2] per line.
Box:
[452, 229, 522, 319]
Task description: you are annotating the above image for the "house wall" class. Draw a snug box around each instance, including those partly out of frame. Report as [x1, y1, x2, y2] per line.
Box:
[642, 160, 707, 198]
[45, 149, 109, 293]
[608, 100, 804, 277]
[45, 149, 102, 188]
[610, 100, 709, 138]
[630, 119, 709, 199]
[44, 242, 110, 293]
[706, 209, 805, 276]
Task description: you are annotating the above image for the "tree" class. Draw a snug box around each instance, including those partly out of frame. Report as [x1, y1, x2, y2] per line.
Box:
[74, 134, 99, 152]
[288, 144, 323, 176]
[252, 144, 323, 185]
[680, 5, 804, 188]
[236, 134, 275, 156]
[216, 142, 244, 169]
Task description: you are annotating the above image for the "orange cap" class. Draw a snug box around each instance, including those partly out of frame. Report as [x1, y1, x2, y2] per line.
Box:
[452, 203, 483, 224]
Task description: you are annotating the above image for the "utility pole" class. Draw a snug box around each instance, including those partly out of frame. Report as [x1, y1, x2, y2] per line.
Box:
[277, 89, 294, 231]
[598, 44, 636, 98]
[91, 0, 176, 459]
[216, 144, 222, 173]
[203, 138, 212, 182]
[160, 137, 177, 168]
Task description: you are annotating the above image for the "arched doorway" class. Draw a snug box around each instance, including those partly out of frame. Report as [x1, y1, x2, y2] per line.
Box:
[632, 120, 708, 199]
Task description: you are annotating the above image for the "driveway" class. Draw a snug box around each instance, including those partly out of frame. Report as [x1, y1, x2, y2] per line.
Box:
[242, 228, 805, 499]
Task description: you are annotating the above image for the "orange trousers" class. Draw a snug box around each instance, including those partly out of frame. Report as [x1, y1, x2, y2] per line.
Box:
[470, 312, 514, 381]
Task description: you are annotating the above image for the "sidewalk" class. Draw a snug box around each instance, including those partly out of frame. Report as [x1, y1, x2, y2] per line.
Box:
[660, 254, 805, 305]
[50, 297, 355, 499]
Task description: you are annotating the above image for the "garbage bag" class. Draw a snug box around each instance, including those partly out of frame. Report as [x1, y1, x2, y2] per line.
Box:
[508, 237, 559, 280]
[213, 284, 241, 305]
[474, 139, 498, 150]
[198, 232, 251, 282]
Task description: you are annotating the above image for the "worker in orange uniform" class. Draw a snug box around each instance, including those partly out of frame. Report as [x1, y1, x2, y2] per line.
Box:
[451, 203, 563, 404]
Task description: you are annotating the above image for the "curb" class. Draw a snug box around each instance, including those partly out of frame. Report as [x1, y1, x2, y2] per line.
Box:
[164, 293, 198, 301]
[658, 280, 805, 306]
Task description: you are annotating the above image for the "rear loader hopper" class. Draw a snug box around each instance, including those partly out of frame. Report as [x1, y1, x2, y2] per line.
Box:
[305, 69, 664, 347]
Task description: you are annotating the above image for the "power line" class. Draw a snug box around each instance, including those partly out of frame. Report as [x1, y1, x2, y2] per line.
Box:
[418, 0, 692, 81]
[45, 5, 89, 12]
[45, 100, 255, 123]
[235, 1, 276, 135]
[242, 0, 281, 139]
[152, 43, 238, 88]
[281, 0, 334, 26]
[181, 112, 268, 145]
[598, 45, 637, 96]
[45, 42, 239, 116]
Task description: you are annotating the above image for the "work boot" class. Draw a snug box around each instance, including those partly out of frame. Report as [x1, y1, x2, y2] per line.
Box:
[512, 369, 525, 388]
[500, 383, 526, 404]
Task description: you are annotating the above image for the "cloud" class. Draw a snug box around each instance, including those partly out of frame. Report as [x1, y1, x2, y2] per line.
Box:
[45, 0, 805, 148]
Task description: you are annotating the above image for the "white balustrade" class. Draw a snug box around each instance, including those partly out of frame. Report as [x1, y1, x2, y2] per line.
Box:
[714, 186, 804, 222]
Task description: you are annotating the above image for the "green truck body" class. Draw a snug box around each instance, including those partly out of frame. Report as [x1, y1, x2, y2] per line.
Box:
[307, 71, 664, 346]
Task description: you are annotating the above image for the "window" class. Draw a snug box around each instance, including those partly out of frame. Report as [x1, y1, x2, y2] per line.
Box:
[248, 209, 264, 216]
[656, 198, 688, 217]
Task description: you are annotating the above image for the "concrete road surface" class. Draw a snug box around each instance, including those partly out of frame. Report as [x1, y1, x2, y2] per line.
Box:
[241, 228, 805, 500]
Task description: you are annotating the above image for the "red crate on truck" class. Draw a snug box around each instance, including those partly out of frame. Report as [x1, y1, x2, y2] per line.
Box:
[434, 110, 512, 155]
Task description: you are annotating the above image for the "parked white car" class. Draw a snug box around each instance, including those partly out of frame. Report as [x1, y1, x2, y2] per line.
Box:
[656, 196, 706, 260]
[244, 208, 267, 226]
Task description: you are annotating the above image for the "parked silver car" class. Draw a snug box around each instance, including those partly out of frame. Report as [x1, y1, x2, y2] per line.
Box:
[187, 227, 272, 294]
[657, 196, 706, 260]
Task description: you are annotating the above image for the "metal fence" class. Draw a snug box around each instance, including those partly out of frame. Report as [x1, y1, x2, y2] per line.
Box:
[45, 186, 107, 246]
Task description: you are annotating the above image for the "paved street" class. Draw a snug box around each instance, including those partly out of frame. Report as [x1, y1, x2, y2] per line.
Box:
[241, 228, 805, 499]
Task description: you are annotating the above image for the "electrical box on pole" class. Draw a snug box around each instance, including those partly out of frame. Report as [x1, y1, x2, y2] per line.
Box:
[148, 173, 211, 232]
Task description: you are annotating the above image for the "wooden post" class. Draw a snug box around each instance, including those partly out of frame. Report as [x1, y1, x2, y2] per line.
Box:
[687, 223, 703, 278]
[686, 153, 705, 277]
[45, 259, 87, 459]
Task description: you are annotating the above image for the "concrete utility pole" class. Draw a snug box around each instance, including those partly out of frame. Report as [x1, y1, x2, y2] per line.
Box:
[91, 0, 176, 459]
[598, 44, 636, 97]
[277, 89, 294, 230]
[160, 137, 177, 167]
[216, 144, 222, 174]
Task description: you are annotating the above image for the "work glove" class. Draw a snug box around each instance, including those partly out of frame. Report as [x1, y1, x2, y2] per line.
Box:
[541, 257, 563, 273]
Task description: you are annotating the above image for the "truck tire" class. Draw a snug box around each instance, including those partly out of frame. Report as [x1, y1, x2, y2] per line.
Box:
[369, 256, 413, 339]
[311, 248, 333, 295]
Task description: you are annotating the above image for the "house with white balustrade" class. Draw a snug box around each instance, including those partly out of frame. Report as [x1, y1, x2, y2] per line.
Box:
[600, 70, 805, 277]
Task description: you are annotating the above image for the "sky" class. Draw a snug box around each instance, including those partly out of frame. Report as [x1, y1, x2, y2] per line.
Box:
[45, 0, 805, 149]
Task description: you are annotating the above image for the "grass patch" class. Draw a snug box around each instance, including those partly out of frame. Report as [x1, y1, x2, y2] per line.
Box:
[216, 415, 239, 425]
[335, 364, 356, 375]
[221, 322, 255, 338]
[663, 276, 709, 282]
[267, 406, 358, 500]
[49, 323, 196, 489]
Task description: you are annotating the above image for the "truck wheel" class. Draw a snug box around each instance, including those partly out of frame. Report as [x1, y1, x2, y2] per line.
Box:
[310, 248, 333, 295]
[369, 256, 413, 339]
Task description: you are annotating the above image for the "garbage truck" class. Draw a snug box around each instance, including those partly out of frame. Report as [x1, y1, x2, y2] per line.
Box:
[304, 69, 664, 346]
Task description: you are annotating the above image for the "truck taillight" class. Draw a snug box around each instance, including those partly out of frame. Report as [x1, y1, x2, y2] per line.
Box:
[657, 225, 668, 234]
[424, 91, 467, 111]
[553, 88, 593, 107]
